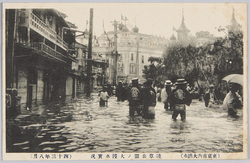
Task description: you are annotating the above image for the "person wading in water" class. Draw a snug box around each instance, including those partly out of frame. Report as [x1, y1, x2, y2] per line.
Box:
[169, 79, 192, 121]
[128, 78, 142, 116]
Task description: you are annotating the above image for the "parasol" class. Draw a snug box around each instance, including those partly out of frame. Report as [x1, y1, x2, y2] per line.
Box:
[222, 74, 243, 86]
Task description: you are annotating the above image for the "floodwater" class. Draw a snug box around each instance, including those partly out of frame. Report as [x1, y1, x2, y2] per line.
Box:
[8, 93, 243, 153]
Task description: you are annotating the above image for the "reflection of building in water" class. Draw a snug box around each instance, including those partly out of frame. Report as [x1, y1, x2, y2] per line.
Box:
[78, 22, 168, 84]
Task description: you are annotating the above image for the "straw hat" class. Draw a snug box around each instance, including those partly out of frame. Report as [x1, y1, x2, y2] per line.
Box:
[131, 78, 138, 83]
[175, 78, 187, 85]
[165, 80, 172, 86]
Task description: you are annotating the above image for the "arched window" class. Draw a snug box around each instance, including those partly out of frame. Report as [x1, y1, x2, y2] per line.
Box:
[131, 53, 134, 61]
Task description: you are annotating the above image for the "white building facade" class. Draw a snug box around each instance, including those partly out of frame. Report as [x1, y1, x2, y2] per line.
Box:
[91, 25, 168, 84]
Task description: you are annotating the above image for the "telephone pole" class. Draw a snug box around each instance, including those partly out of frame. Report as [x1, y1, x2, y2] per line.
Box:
[86, 8, 93, 97]
[9, 9, 18, 88]
[111, 20, 118, 85]
[135, 37, 142, 77]
[136, 40, 139, 76]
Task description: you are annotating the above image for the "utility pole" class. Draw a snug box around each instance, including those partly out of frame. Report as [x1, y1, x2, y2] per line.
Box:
[111, 20, 118, 85]
[135, 37, 142, 77]
[86, 8, 93, 97]
[136, 40, 139, 77]
[11, 9, 18, 88]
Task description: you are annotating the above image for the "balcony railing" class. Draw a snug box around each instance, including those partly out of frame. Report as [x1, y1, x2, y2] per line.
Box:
[29, 42, 68, 63]
[28, 12, 68, 50]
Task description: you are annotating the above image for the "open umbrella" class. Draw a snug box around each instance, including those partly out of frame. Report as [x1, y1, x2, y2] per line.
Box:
[222, 74, 243, 86]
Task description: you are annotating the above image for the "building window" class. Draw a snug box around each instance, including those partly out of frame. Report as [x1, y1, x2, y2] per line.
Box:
[118, 63, 123, 73]
[131, 53, 134, 61]
[142, 55, 144, 63]
[130, 63, 136, 74]
[118, 55, 122, 62]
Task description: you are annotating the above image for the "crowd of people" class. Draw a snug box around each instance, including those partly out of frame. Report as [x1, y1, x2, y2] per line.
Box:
[98, 78, 243, 120]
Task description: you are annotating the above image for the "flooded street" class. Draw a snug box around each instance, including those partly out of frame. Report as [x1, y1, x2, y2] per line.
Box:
[7, 93, 243, 153]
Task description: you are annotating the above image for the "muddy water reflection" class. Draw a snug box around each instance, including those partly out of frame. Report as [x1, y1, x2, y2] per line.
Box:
[10, 93, 243, 153]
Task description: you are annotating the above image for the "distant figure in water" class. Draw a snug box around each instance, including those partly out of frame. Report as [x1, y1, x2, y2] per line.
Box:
[222, 83, 242, 118]
[116, 81, 123, 101]
[204, 84, 217, 108]
[99, 87, 109, 107]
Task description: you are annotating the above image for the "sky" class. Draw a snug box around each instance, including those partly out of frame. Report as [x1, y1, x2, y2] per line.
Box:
[5, 3, 247, 39]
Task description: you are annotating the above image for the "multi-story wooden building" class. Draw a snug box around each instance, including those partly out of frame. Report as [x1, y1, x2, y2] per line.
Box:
[6, 9, 85, 112]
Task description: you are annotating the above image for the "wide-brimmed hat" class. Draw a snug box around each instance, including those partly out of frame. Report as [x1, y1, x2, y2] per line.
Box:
[165, 80, 172, 86]
[209, 84, 215, 88]
[131, 78, 138, 83]
[175, 78, 187, 85]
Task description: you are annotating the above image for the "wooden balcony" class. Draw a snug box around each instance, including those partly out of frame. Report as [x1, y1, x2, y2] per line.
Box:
[29, 42, 69, 63]
[19, 10, 68, 51]
[29, 12, 68, 50]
